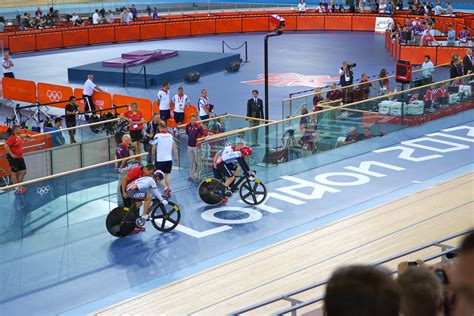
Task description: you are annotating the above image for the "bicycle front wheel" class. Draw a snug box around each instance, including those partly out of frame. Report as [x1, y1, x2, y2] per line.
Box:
[150, 201, 181, 232]
[239, 179, 267, 205]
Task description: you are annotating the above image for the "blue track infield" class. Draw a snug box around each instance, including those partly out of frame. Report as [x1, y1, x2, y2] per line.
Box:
[1, 113, 473, 315]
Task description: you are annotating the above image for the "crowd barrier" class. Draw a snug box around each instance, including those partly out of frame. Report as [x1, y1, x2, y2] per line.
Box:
[1, 77, 199, 123]
[1, 11, 472, 54]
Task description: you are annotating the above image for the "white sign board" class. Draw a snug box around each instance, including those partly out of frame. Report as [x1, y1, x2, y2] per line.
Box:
[375, 17, 394, 33]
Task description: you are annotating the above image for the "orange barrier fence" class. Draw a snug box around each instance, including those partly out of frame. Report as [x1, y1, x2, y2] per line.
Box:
[113, 94, 153, 120]
[4, 11, 472, 54]
[385, 30, 473, 65]
[74, 88, 113, 111]
[37, 83, 73, 109]
[2, 78, 37, 103]
[152, 100, 199, 128]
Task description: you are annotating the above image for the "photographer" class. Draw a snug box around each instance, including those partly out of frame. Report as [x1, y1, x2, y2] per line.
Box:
[339, 62, 354, 87]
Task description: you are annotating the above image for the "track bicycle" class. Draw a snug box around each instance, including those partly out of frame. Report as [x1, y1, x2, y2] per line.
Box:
[106, 197, 181, 237]
[198, 171, 267, 206]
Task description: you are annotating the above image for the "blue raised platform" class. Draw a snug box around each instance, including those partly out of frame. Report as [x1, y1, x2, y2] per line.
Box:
[67, 50, 241, 87]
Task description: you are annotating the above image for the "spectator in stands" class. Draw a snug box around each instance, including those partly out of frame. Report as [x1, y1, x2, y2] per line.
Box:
[157, 81, 171, 122]
[71, 12, 79, 24]
[65, 96, 79, 143]
[395, 0, 403, 11]
[92, 9, 100, 25]
[5, 125, 30, 194]
[50, 117, 66, 147]
[447, 24, 456, 46]
[298, 0, 307, 12]
[35, 7, 42, 17]
[2, 53, 14, 78]
[74, 15, 84, 26]
[20, 12, 33, 30]
[198, 88, 213, 121]
[146, 5, 152, 16]
[121, 8, 131, 24]
[326, 83, 343, 103]
[359, 0, 366, 13]
[323, 265, 399, 316]
[358, 73, 372, 100]
[343, 128, 361, 144]
[446, 2, 453, 16]
[246, 89, 264, 146]
[105, 10, 114, 24]
[144, 113, 160, 162]
[151, 120, 178, 197]
[312, 88, 324, 112]
[459, 26, 470, 44]
[421, 25, 438, 46]
[448, 231, 474, 315]
[422, 55, 435, 83]
[121, 102, 146, 157]
[152, 7, 158, 20]
[82, 73, 104, 120]
[396, 267, 444, 316]
[450, 53, 463, 78]
[463, 48, 473, 75]
[378, 68, 390, 95]
[434, 1, 442, 15]
[131, 4, 138, 21]
[186, 114, 204, 181]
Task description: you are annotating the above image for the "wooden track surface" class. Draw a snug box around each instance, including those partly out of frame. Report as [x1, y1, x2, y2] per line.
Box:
[94, 172, 474, 316]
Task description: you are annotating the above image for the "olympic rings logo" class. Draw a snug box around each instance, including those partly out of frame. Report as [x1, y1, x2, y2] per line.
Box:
[46, 90, 63, 102]
[37, 185, 51, 196]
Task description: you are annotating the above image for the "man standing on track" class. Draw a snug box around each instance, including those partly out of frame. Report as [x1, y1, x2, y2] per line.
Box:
[151, 120, 178, 197]
[246, 89, 264, 146]
[198, 88, 213, 122]
[172, 86, 190, 129]
[185, 114, 203, 181]
[65, 96, 79, 143]
[157, 81, 171, 122]
[83, 73, 104, 121]
[2, 53, 14, 78]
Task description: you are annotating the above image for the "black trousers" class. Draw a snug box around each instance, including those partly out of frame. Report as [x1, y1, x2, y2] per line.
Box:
[83, 95, 95, 120]
[3, 72, 14, 78]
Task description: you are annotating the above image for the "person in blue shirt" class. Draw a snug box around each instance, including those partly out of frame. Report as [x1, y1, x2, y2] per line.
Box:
[447, 24, 456, 46]
[50, 117, 66, 147]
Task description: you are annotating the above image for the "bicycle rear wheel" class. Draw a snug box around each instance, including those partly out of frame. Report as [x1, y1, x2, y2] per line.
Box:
[198, 178, 226, 205]
[239, 178, 267, 205]
[105, 206, 138, 237]
[150, 201, 181, 232]
[0, 169, 10, 188]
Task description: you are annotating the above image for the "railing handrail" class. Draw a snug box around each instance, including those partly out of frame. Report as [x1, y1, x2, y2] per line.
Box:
[200, 73, 472, 144]
[28, 117, 122, 138]
[0, 152, 148, 191]
[230, 228, 473, 315]
[176, 113, 273, 129]
[283, 63, 449, 103]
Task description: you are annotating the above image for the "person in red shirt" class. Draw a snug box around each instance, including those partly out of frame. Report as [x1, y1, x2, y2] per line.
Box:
[120, 164, 156, 208]
[121, 102, 146, 156]
[312, 88, 324, 112]
[4, 125, 31, 194]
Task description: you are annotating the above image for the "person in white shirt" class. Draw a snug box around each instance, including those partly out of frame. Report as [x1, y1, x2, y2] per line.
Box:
[106, 10, 114, 23]
[71, 12, 79, 24]
[421, 55, 435, 83]
[2, 53, 14, 78]
[434, 2, 442, 15]
[172, 87, 190, 126]
[157, 81, 171, 121]
[83, 73, 104, 120]
[92, 9, 99, 24]
[127, 9, 133, 23]
[298, 0, 307, 12]
[151, 120, 178, 196]
[446, 2, 453, 16]
[198, 88, 213, 121]
[121, 8, 131, 23]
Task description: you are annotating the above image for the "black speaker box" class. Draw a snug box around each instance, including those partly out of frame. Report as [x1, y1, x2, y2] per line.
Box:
[226, 61, 241, 72]
[184, 71, 200, 82]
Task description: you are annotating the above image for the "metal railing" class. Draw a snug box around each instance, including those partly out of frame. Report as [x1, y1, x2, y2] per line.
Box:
[222, 40, 249, 63]
[230, 228, 474, 315]
[123, 64, 147, 89]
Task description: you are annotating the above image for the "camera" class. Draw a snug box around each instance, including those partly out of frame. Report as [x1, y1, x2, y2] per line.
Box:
[270, 14, 285, 30]
[348, 63, 357, 68]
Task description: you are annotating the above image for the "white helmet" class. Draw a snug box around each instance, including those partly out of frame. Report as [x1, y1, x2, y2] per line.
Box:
[153, 170, 165, 181]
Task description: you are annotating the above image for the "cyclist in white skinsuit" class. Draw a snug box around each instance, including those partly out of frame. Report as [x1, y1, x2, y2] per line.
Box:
[126, 170, 168, 225]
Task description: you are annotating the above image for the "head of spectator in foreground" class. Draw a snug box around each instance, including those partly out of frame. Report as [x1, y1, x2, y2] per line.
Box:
[330, 82, 337, 90]
[189, 113, 197, 125]
[162, 81, 169, 92]
[301, 107, 309, 115]
[3, 52, 10, 61]
[131, 101, 139, 112]
[152, 112, 160, 123]
[54, 117, 62, 127]
[87, 73, 94, 81]
[425, 55, 431, 63]
[201, 88, 207, 97]
[178, 86, 184, 96]
[9, 124, 21, 136]
[158, 120, 167, 132]
[466, 48, 472, 57]
[121, 133, 131, 146]
[360, 73, 369, 81]
[323, 265, 399, 316]
[252, 89, 259, 98]
[451, 53, 460, 64]
[379, 68, 388, 78]
[143, 163, 156, 176]
[396, 267, 444, 316]
[453, 231, 474, 314]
